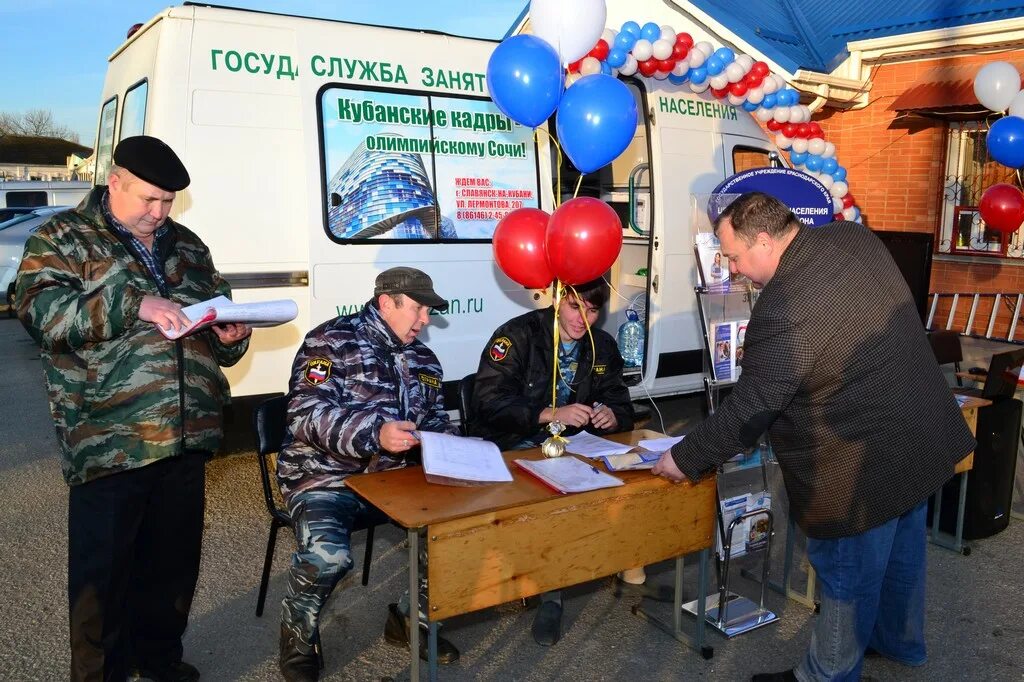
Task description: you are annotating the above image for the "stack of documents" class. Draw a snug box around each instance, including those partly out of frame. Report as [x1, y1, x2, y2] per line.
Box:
[418, 431, 513, 486]
[160, 295, 298, 340]
[514, 456, 624, 494]
[564, 432, 635, 458]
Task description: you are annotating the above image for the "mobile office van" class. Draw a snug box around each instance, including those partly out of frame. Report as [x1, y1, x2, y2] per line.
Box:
[94, 2, 779, 406]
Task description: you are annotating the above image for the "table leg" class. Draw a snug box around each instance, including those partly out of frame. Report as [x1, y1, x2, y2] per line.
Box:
[408, 528, 419, 680]
[695, 547, 708, 653]
[954, 471, 969, 554]
[428, 622, 438, 681]
[631, 550, 713, 659]
[929, 473, 972, 555]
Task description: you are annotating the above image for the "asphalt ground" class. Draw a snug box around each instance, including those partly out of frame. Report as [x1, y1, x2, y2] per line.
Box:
[1, 315, 1023, 681]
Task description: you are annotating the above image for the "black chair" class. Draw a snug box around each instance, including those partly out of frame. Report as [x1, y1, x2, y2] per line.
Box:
[928, 330, 963, 386]
[252, 394, 377, 617]
[457, 373, 476, 435]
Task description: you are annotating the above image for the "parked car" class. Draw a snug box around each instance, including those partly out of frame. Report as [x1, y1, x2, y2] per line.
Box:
[1, 206, 71, 315]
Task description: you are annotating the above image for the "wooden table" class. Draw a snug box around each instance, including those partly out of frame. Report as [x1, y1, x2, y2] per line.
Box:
[345, 429, 717, 679]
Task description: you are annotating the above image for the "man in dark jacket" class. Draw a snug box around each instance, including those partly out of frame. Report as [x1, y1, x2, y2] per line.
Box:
[276, 267, 461, 681]
[653, 192, 975, 682]
[470, 277, 636, 645]
[17, 136, 251, 682]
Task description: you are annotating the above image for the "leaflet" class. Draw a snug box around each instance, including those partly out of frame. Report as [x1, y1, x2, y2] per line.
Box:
[563, 431, 635, 458]
[515, 456, 624, 494]
[418, 431, 513, 486]
[158, 295, 298, 340]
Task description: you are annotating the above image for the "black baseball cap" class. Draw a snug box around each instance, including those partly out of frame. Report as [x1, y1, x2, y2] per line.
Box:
[374, 267, 448, 312]
[113, 135, 190, 191]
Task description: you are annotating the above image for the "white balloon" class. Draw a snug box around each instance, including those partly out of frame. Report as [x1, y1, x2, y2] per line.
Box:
[633, 39, 654, 61]
[580, 56, 602, 76]
[746, 87, 764, 104]
[602, 28, 617, 45]
[565, 72, 583, 87]
[791, 138, 808, 154]
[688, 50, 706, 68]
[822, 141, 836, 158]
[755, 107, 774, 122]
[619, 54, 638, 77]
[842, 207, 858, 221]
[710, 75, 729, 90]
[817, 173, 833, 190]
[725, 62, 746, 83]
[728, 94, 746, 106]
[654, 70, 670, 80]
[973, 61, 1022, 112]
[660, 26, 677, 43]
[762, 76, 779, 94]
[529, 0, 607, 65]
[735, 54, 754, 72]
[672, 61, 689, 76]
[695, 41, 714, 58]
[690, 80, 710, 93]
[808, 138, 826, 155]
[831, 181, 849, 198]
[652, 38, 674, 60]
[791, 105, 806, 122]
[833, 196, 843, 213]
[773, 107, 792, 122]
[775, 133, 793, 149]
[1010, 90, 1024, 118]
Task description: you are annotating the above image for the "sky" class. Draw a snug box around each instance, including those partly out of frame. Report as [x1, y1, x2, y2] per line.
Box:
[0, 0, 526, 146]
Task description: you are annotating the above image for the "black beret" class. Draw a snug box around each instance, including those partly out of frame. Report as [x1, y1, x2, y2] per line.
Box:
[113, 135, 190, 191]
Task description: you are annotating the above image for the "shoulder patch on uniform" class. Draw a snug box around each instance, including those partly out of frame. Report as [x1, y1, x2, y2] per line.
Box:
[594, 364, 607, 375]
[418, 372, 441, 389]
[489, 336, 512, 362]
[304, 357, 333, 385]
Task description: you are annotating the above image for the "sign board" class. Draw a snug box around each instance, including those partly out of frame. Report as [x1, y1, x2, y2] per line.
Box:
[709, 167, 834, 227]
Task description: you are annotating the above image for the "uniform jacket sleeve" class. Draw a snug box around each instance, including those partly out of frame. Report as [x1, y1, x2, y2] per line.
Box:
[16, 232, 145, 353]
[671, 305, 814, 479]
[472, 324, 547, 440]
[286, 338, 386, 462]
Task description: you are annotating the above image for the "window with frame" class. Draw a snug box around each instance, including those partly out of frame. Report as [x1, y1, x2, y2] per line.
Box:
[94, 97, 118, 185]
[119, 80, 148, 141]
[939, 121, 1024, 258]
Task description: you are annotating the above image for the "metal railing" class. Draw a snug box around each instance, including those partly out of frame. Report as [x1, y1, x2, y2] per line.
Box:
[927, 293, 1024, 342]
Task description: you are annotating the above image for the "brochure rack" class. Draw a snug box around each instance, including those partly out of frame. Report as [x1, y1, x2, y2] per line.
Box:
[683, 195, 778, 638]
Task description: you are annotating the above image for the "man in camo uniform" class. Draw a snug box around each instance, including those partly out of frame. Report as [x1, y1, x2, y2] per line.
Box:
[15, 136, 251, 682]
[276, 267, 460, 681]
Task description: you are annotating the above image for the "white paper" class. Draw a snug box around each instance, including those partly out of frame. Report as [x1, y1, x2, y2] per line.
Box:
[637, 435, 685, 452]
[161, 296, 299, 340]
[515, 456, 624, 494]
[601, 449, 662, 471]
[564, 431, 635, 458]
[418, 431, 513, 484]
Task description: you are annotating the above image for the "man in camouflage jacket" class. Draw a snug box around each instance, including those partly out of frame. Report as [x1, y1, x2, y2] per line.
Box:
[16, 136, 250, 682]
[276, 267, 460, 681]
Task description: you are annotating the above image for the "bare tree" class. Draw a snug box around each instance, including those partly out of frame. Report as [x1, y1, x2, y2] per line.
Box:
[0, 109, 79, 143]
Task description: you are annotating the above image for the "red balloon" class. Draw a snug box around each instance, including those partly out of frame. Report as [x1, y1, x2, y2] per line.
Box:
[657, 58, 676, 73]
[743, 72, 762, 88]
[842, 193, 856, 209]
[492, 208, 555, 288]
[676, 32, 694, 49]
[752, 61, 770, 78]
[672, 42, 690, 60]
[710, 86, 729, 99]
[638, 59, 658, 77]
[590, 39, 610, 61]
[807, 122, 824, 139]
[546, 197, 623, 285]
[781, 123, 798, 138]
[980, 184, 1024, 234]
[567, 59, 582, 74]
[795, 123, 811, 138]
[766, 119, 782, 132]
[728, 81, 748, 97]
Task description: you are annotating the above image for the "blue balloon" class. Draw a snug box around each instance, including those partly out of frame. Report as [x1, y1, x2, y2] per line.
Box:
[821, 157, 838, 174]
[621, 20, 642, 37]
[600, 61, 612, 75]
[705, 56, 724, 76]
[606, 47, 627, 68]
[713, 47, 735, 65]
[832, 165, 847, 181]
[762, 92, 777, 109]
[689, 66, 708, 84]
[486, 35, 563, 128]
[742, 101, 759, 112]
[790, 151, 808, 166]
[641, 22, 661, 42]
[987, 115, 1024, 168]
[556, 74, 639, 174]
[780, 89, 797, 106]
[805, 155, 823, 172]
[668, 72, 689, 85]
[614, 31, 637, 52]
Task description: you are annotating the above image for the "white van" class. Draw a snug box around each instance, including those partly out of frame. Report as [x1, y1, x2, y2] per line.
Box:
[0, 181, 90, 214]
[93, 2, 780, 405]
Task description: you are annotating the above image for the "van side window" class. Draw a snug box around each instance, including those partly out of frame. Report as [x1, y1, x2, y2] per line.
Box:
[94, 97, 118, 184]
[318, 87, 539, 242]
[120, 81, 148, 141]
[5, 191, 47, 208]
[733, 147, 772, 174]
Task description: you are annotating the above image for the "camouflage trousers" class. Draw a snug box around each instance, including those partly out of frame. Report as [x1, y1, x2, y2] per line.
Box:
[281, 488, 427, 647]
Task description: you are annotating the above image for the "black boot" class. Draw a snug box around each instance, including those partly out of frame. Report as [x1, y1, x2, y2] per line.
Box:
[383, 603, 460, 664]
[531, 600, 563, 646]
[751, 670, 797, 682]
[279, 625, 319, 682]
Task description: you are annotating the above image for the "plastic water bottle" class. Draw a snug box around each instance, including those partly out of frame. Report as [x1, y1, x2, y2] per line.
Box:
[617, 309, 644, 367]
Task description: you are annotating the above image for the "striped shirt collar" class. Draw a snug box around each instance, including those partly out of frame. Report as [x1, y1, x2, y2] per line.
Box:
[102, 189, 169, 290]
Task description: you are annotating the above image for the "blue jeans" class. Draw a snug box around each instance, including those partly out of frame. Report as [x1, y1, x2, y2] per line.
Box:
[796, 501, 928, 682]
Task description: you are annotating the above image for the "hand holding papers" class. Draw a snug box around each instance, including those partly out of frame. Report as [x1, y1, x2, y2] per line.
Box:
[158, 295, 298, 340]
[418, 431, 513, 486]
[514, 456, 624, 494]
